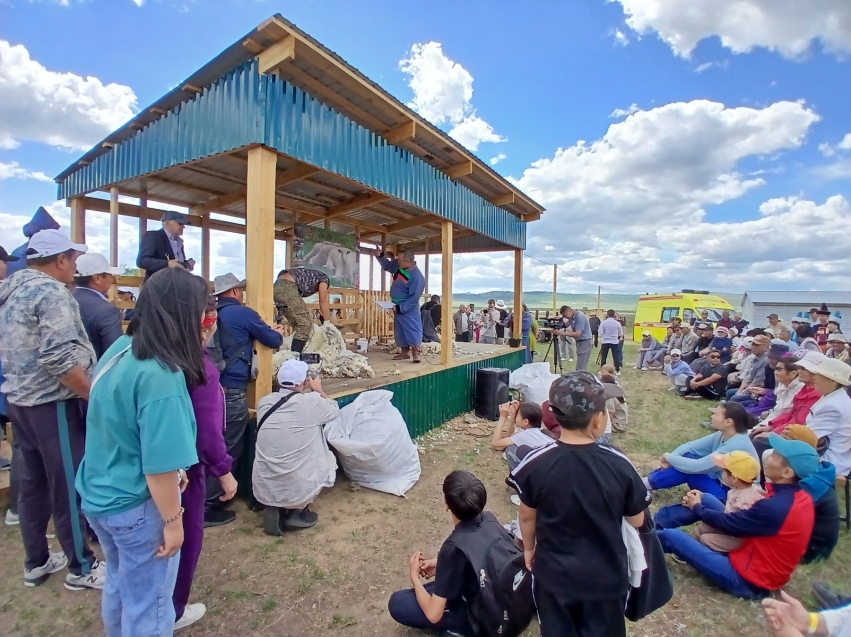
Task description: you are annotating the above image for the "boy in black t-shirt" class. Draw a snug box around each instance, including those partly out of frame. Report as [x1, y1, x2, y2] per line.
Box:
[507, 371, 649, 637]
[387, 470, 486, 636]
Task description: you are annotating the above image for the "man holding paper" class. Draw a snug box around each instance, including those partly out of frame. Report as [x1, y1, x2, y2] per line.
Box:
[377, 249, 425, 363]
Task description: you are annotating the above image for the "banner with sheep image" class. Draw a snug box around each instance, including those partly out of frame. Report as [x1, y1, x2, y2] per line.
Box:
[293, 224, 359, 289]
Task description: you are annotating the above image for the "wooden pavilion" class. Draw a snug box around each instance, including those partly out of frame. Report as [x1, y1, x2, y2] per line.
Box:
[55, 14, 543, 433]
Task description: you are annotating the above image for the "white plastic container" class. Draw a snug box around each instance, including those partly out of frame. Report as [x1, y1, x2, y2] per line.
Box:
[357, 338, 369, 353]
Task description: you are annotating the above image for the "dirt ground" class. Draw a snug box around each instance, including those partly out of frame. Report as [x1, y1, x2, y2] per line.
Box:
[1, 342, 849, 637]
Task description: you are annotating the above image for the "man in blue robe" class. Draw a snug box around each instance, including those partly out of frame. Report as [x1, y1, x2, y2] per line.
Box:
[378, 249, 426, 363]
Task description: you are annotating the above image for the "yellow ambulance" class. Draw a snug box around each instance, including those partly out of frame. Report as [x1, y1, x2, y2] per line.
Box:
[633, 290, 736, 342]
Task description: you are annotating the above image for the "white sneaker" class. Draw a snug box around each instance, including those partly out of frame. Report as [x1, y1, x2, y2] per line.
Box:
[5, 509, 19, 525]
[175, 603, 206, 630]
[615, 371, 621, 376]
[641, 367, 649, 371]
[502, 451, 507, 461]
[24, 551, 68, 587]
[568, 358, 574, 362]
[65, 559, 107, 591]
[510, 495, 521, 506]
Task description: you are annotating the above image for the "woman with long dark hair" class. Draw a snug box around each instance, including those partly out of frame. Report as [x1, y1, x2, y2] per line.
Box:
[76, 268, 208, 637]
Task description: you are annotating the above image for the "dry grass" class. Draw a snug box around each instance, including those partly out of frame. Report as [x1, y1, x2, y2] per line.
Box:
[0, 342, 848, 637]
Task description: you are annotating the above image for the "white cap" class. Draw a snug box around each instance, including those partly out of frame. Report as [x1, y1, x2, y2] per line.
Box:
[75, 253, 122, 277]
[670, 348, 682, 356]
[642, 330, 651, 336]
[26, 229, 87, 259]
[828, 333, 847, 343]
[795, 355, 851, 386]
[277, 359, 308, 387]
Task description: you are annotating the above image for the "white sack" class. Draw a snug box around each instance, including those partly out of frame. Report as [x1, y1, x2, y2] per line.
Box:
[323, 389, 421, 496]
[509, 362, 560, 406]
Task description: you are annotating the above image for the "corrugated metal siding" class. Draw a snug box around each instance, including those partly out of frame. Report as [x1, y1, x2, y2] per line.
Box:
[336, 350, 526, 438]
[58, 60, 525, 249]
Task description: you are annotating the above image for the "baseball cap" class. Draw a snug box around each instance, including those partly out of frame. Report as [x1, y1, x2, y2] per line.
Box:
[670, 348, 682, 356]
[75, 253, 123, 277]
[767, 313, 780, 319]
[768, 432, 820, 479]
[0, 246, 19, 262]
[768, 341, 789, 359]
[751, 334, 771, 347]
[548, 371, 620, 423]
[26, 229, 87, 259]
[741, 336, 754, 349]
[277, 359, 308, 387]
[162, 210, 188, 224]
[642, 330, 651, 336]
[782, 424, 819, 449]
[712, 451, 759, 483]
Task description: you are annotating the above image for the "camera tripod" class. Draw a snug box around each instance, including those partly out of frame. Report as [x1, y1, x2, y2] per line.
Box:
[543, 330, 564, 375]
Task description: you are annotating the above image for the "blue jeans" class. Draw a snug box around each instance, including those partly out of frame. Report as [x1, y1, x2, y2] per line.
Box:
[646, 454, 729, 501]
[726, 390, 756, 407]
[388, 581, 473, 635]
[657, 528, 768, 599]
[87, 499, 180, 637]
[655, 493, 725, 530]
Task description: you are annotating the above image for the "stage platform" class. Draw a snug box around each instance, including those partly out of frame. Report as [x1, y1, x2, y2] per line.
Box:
[326, 343, 526, 438]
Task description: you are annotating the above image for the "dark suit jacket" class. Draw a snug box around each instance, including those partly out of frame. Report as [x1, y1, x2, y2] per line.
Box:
[136, 228, 191, 280]
[73, 287, 124, 360]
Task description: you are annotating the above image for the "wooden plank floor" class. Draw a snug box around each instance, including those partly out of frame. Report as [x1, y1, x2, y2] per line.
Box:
[323, 342, 517, 398]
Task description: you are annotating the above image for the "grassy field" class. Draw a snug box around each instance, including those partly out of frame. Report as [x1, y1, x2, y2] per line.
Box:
[0, 342, 848, 637]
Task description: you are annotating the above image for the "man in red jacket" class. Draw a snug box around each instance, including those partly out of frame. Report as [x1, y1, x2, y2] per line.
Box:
[657, 434, 817, 599]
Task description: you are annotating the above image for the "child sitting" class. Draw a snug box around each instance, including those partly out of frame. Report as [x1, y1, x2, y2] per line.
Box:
[491, 401, 553, 470]
[663, 348, 695, 391]
[600, 373, 628, 433]
[692, 451, 765, 553]
[387, 470, 519, 636]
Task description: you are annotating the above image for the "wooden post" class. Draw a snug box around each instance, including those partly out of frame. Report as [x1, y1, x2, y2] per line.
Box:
[368, 246, 374, 291]
[423, 238, 430, 296]
[138, 195, 148, 247]
[70, 197, 86, 244]
[380, 232, 388, 293]
[441, 222, 453, 366]
[552, 264, 557, 312]
[109, 187, 119, 267]
[245, 146, 278, 408]
[513, 249, 523, 337]
[597, 285, 601, 314]
[201, 216, 211, 281]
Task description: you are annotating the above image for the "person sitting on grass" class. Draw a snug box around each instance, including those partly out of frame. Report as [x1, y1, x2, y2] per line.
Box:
[724, 334, 772, 404]
[706, 326, 734, 364]
[657, 434, 816, 600]
[763, 590, 851, 637]
[680, 349, 728, 400]
[663, 348, 694, 391]
[506, 372, 648, 637]
[689, 451, 765, 553]
[387, 470, 518, 636]
[600, 373, 629, 433]
[647, 327, 675, 369]
[491, 400, 553, 471]
[644, 402, 758, 504]
[634, 330, 662, 370]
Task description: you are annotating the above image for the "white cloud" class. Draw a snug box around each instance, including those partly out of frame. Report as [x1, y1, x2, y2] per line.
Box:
[612, 29, 630, 47]
[500, 99, 826, 291]
[839, 133, 851, 150]
[131, 0, 145, 5]
[0, 161, 52, 182]
[490, 153, 507, 166]
[610, 103, 640, 118]
[615, 0, 851, 59]
[819, 142, 836, 157]
[694, 60, 729, 73]
[0, 40, 138, 151]
[399, 41, 506, 152]
[815, 133, 851, 179]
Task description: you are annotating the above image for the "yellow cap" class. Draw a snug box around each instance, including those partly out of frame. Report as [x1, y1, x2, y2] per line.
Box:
[712, 450, 759, 483]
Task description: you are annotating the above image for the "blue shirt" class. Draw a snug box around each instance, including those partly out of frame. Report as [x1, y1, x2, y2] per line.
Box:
[216, 297, 284, 389]
[571, 310, 593, 341]
[166, 230, 185, 261]
[75, 335, 199, 517]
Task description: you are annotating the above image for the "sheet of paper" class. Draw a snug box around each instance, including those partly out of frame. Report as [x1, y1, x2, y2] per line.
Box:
[375, 300, 396, 311]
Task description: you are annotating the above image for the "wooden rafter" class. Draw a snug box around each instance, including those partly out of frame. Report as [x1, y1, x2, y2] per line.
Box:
[190, 188, 246, 215]
[488, 192, 515, 207]
[382, 214, 438, 234]
[325, 193, 388, 220]
[382, 121, 417, 145]
[257, 35, 296, 75]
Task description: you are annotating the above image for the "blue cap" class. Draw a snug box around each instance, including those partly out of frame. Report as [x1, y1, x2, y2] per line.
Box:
[769, 433, 820, 479]
[161, 210, 188, 224]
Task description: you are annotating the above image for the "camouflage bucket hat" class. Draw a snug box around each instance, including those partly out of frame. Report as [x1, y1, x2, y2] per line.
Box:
[548, 371, 621, 422]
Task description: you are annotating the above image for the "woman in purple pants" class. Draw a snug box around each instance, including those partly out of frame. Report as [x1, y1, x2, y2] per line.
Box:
[173, 298, 238, 630]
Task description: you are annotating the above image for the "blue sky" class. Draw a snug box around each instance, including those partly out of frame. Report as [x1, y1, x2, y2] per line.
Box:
[1, 0, 850, 294]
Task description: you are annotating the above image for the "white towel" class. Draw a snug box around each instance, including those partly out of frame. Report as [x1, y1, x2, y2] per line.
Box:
[622, 519, 646, 588]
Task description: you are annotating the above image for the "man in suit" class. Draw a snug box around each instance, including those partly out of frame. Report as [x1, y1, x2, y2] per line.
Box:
[136, 211, 195, 279]
[72, 253, 124, 359]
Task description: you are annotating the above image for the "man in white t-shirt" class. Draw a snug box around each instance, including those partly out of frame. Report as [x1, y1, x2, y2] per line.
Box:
[598, 309, 624, 374]
[491, 401, 553, 470]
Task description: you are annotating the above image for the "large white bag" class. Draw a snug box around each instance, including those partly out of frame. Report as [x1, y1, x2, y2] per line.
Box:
[509, 362, 560, 406]
[323, 389, 421, 496]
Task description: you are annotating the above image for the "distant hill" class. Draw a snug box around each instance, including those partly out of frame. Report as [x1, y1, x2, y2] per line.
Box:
[446, 291, 742, 312]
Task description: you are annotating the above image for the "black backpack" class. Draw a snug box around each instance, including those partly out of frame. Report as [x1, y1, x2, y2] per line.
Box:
[446, 512, 535, 637]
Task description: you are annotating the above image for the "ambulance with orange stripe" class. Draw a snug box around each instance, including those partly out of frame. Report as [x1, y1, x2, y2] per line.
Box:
[633, 290, 736, 343]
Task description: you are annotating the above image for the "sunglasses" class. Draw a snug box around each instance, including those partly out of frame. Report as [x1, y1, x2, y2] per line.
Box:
[708, 355, 721, 360]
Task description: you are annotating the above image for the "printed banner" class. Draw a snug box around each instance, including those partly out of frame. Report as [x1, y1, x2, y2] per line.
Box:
[292, 224, 359, 289]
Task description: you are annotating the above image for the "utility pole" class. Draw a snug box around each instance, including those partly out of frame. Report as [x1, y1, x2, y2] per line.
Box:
[597, 285, 602, 313]
[552, 264, 557, 313]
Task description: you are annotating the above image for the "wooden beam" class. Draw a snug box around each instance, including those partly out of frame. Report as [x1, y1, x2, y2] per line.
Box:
[441, 221, 453, 366]
[277, 164, 320, 188]
[150, 106, 166, 115]
[383, 213, 439, 234]
[146, 175, 223, 198]
[70, 197, 86, 244]
[423, 238, 430, 296]
[513, 250, 523, 339]
[190, 188, 246, 215]
[325, 193, 388, 220]
[182, 83, 203, 94]
[138, 195, 148, 247]
[245, 146, 278, 408]
[109, 187, 119, 267]
[242, 37, 265, 55]
[380, 233, 387, 293]
[383, 121, 417, 145]
[446, 161, 474, 180]
[489, 192, 515, 207]
[201, 215, 211, 281]
[257, 35, 296, 75]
